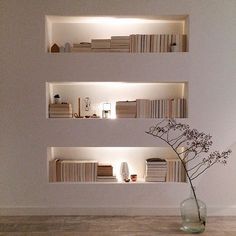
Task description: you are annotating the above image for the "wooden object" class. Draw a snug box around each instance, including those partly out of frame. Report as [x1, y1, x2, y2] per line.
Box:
[51, 43, 60, 53]
[78, 97, 81, 117]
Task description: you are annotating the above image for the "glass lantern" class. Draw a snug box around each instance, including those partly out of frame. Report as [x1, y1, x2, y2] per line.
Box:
[102, 103, 111, 119]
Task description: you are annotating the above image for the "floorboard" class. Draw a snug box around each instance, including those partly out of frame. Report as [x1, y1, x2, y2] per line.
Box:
[0, 216, 235, 235]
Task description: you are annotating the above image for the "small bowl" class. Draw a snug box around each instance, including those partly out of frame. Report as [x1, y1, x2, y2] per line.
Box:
[130, 174, 137, 182]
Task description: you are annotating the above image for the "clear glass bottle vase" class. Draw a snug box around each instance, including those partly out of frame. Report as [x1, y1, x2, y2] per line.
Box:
[180, 187, 207, 233]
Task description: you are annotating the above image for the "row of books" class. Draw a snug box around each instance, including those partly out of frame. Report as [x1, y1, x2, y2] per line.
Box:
[49, 159, 98, 182]
[145, 158, 186, 182]
[49, 103, 73, 118]
[150, 98, 187, 118]
[166, 159, 186, 182]
[70, 34, 187, 53]
[116, 98, 187, 118]
[130, 34, 187, 53]
[49, 160, 117, 182]
[49, 158, 186, 183]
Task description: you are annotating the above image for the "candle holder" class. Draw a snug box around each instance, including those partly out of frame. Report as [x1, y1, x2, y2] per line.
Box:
[102, 103, 111, 119]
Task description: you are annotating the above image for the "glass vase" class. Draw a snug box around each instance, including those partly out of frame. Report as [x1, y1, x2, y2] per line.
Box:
[180, 189, 207, 233]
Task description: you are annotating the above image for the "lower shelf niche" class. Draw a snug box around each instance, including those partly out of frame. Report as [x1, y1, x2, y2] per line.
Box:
[48, 147, 187, 184]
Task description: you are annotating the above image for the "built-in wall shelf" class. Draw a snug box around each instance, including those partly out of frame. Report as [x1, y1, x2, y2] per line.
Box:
[48, 147, 187, 184]
[45, 15, 189, 53]
[46, 81, 188, 119]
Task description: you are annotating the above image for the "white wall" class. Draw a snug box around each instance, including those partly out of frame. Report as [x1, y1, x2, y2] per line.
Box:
[1, 0, 236, 215]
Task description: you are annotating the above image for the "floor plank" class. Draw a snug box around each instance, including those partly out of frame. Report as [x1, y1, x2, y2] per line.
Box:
[0, 216, 235, 235]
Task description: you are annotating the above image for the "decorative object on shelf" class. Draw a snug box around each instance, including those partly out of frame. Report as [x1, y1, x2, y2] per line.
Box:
[180, 187, 206, 234]
[78, 97, 81, 116]
[84, 97, 91, 111]
[74, 113, 83, 118]
[53, 94, 61, 104]
[120, 162, 130, 182]
[102, 102, 111, 119]
[59, 46, 65, 53]
[64, 42, 71, 52]
[51, 43, 60, 53]
[170, 43, 178, 52]
[146, 119, 231, 233]
[130, 174, 137, 182]
[91, 114, 99, 118]
[73, 97, 84, 118]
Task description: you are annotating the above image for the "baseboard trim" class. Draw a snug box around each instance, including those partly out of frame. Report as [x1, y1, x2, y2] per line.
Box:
[0, 206, 236, 216]
[0, 206, 179, 216]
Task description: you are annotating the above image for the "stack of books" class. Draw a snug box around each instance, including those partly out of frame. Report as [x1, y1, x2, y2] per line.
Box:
[130, 34, 187, 53]
[145, 158, 167, 182]
[91, 39, 111, 52]
[49, 159, 98, 182]
[136, 99, 151, 118]
[49, 103, 73, 118]
[110, 36, 130, 52]
[97, 164, 117, 182]
[96, 176, 118, 182]
[116, 101, 137, 118]
[71, 42, 91, 52]
[166, 159, 186, 182]
[97, 164, 113, 176]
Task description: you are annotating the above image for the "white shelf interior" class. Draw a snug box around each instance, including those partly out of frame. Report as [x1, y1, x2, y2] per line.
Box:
[45, 15, 189, 52]
[48, 146, 185, 183]
[46, 81, 188, 118]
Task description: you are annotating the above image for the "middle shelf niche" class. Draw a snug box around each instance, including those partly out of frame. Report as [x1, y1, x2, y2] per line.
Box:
[46, 81, 188, 119]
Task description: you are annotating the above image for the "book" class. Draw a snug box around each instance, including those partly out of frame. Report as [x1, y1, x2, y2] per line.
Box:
[96, 176, 118, 182]
[91, 39, 111, 49]
[97, 165, 113, 176]
[116, 101, 137, 118]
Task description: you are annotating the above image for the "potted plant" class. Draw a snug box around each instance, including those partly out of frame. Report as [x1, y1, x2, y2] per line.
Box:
[146, 119, 231, 233]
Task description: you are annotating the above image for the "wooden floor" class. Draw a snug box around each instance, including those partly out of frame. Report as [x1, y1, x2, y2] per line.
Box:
[0, 216, 235, 235]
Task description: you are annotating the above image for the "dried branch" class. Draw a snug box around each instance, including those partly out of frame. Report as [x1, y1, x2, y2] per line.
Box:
[146, 118, 232, 223]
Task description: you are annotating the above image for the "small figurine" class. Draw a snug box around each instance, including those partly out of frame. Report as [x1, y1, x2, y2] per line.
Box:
[54, 94, 61, 104]
[170, 43, 178, 52]
[64, 42, 71, 52]
[51, 43, 60, 53]
[59, 46, 65, 53]
[84, 97, 91, 111]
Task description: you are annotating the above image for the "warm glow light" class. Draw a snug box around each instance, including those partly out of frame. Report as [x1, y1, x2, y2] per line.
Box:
[47, 16, 186, 24]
